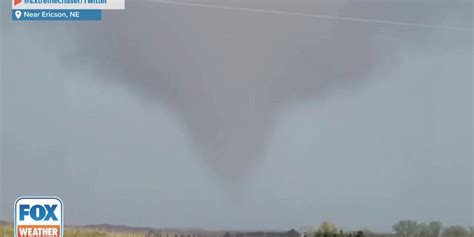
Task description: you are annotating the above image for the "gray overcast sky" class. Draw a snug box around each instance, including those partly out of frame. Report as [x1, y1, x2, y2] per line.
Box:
[1, 0, 473, 232]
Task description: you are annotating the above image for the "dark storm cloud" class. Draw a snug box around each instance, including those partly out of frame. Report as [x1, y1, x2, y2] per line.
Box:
[63, 0, 471, 184]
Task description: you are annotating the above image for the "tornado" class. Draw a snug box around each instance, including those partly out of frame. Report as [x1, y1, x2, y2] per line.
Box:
[60, 0, 472, 185]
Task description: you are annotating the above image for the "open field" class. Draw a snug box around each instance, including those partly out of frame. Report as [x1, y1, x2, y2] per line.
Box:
[0, 225, 150, 237]
[1, 221, 472, 237]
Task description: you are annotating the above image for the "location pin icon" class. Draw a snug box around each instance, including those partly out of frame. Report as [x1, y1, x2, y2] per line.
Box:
[15, 10, 22, 19]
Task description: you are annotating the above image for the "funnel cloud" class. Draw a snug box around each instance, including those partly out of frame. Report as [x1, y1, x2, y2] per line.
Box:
[72, 1, 397, 182]
[67, 0, 471, 183]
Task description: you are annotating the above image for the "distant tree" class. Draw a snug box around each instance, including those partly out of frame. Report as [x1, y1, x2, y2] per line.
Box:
[417, 223, 430, 237]
[319, 221, 337, 234]
[428, 222, 443, 237]
[469, 227, 474, 237]
[393, 220, 418, 237]
[288, 229, 300, 237]
[361, 229, 375, 237]
[442, 226, 469, 237]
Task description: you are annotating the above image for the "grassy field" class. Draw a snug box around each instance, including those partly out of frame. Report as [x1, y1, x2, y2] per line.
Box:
[0, 225, 13, 236]
[0, 225, 149, 237]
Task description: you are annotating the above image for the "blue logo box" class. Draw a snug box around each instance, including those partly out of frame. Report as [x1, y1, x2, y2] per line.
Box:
[12, 9, 101, 21]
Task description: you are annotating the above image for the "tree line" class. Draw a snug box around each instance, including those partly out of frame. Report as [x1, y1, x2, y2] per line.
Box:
[392, 220, 473, 237]
[306, 221, 474, 237]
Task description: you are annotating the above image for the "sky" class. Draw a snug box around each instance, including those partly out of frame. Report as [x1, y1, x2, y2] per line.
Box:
[1, 0, 473, 232]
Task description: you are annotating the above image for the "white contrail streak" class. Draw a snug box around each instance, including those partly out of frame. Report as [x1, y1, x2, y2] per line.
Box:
[148, 0, 473, 32]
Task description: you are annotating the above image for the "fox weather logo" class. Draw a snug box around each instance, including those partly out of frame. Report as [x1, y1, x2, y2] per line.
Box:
[14, 197, 64, 237]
